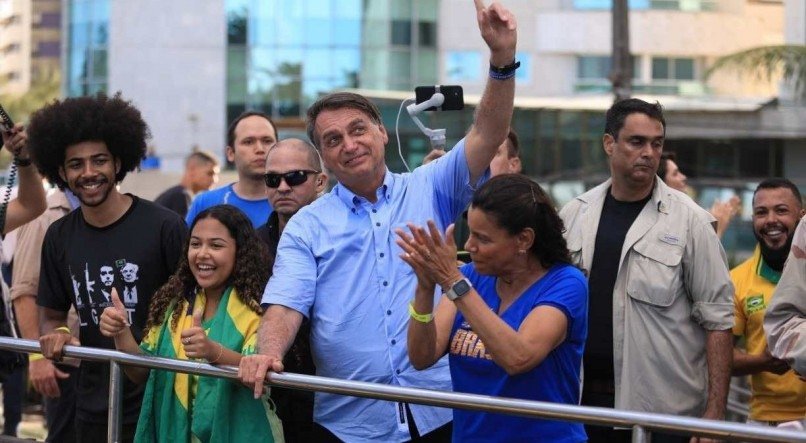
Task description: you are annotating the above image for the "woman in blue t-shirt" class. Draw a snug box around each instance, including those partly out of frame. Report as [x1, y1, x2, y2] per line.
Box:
[396, 174, 588, 443]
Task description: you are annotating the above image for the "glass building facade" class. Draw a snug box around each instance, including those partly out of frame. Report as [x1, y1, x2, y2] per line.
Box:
[64, 0, 108, 96]
[225, 0, 439, 125]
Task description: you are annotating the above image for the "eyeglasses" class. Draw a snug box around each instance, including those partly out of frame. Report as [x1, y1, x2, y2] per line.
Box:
[263, 170, 320, 188]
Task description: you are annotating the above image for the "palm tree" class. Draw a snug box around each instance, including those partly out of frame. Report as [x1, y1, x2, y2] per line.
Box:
[705, 45, 806, 99]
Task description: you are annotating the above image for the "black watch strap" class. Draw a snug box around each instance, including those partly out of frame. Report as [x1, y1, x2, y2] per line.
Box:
[489, 60, 521, 75]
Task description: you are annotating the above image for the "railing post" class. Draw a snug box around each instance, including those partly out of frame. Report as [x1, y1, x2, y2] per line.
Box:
[108, 361, 123, 443]
[632, 424, 651, 443]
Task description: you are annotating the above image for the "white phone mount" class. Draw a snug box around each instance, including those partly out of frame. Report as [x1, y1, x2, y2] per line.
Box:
[406, 88, 447, 151]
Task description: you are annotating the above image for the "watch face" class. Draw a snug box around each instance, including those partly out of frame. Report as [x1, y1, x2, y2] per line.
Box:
[454, 279, 471, 296]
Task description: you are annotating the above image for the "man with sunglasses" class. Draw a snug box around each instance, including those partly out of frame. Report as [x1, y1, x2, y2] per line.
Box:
[257, 138, 327, 256]
[256, 138, 325, 442]
[185, 111, 276, 227]
[240, 1, 518, 441]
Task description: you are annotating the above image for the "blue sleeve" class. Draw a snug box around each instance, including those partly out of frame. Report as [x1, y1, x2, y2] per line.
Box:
[261, 216, 316, 318]
[413, 138, 490, 230]
[185, 194, 203, 226]
[534, 267, 588, 338]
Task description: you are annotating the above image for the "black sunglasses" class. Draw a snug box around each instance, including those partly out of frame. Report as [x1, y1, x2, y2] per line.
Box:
[264, 170, 320, 188]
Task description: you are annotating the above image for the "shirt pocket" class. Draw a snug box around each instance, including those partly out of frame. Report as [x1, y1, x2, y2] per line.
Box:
[627, 238, 684, 307]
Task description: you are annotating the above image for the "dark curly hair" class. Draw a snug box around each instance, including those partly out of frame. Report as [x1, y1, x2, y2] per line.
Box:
[145, 205, 271, 332]
[470, 174, 571, 268]
[26, 92, 150, 188]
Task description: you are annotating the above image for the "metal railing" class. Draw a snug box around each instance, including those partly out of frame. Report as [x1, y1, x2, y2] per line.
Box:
[0, 337, 803, 443]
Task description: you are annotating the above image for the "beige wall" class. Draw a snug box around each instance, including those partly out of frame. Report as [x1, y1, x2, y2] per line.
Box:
[440, 0, 784, 98]
[0, 0, 32, 95]
[0, 0, 60, 96]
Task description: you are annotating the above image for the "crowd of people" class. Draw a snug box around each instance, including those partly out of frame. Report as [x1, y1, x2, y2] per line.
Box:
[0, 1, 804, 442]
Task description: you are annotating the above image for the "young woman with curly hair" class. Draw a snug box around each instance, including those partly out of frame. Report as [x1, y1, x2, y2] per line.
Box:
[100, 205, 283, 442]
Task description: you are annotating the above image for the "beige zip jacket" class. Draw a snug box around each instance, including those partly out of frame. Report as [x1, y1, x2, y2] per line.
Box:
[765, 216, 806, 376]
[559, 178, 734, 416]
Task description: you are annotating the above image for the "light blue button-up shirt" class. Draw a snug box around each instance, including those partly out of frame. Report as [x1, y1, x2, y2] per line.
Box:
[263, 139, 486, 442]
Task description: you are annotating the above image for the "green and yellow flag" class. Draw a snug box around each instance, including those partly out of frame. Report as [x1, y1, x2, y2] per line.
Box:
[135, 287, 283, 443]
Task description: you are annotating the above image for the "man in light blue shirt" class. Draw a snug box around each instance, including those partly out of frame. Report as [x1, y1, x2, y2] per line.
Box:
[184, 111, 276, 227]
[239, 2, 519, 441]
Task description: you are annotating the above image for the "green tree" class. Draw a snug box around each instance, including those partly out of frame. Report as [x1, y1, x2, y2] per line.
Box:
[0, 68, 62, 168]
[706, 45, 806, 99]
[0, 68, 61, 122]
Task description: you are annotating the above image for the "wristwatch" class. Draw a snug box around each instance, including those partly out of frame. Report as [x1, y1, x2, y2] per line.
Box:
[445, 278, 473, 301]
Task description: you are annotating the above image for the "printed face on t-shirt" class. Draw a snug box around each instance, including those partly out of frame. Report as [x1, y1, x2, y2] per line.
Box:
[100, 266, 114, 287]
[121, 263, 139, 283]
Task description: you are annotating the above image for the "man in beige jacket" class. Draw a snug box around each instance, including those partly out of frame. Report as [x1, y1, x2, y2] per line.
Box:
[559, 98, 734, 443]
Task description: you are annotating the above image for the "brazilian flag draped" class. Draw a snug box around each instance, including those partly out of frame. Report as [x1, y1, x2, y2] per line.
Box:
[135, 287, 284, 442]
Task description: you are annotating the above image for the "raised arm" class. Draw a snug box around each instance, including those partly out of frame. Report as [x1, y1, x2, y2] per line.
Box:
[465, 0, 518, 183]
[1, 124, 46, 233]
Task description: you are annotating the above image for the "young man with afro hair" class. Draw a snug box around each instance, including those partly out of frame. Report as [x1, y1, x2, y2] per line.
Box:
[26, 93, 187, 442]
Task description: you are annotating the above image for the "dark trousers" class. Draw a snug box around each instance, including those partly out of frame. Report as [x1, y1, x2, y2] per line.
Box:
[312, 405, 452, 442]
[44, 364, 78, 443]
[75, 418, 136, 443]
[1, 365, 23, 436]
[273, 387, 315, 442]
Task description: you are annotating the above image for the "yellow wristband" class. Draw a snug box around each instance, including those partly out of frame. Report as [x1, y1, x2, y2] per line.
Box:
[408, 302, 434, 323]
[29, 353, 44, 362]
[55, 326, 71, 334]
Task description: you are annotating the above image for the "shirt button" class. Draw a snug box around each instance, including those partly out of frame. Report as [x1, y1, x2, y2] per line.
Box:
[372, 209, 377, 213]
[386, 310, 392, 315]
[391, 339, 397, 345]
[375, 222, 381, 227]
[383, 281, 388, 286]
[351, 208, 356, 214]
[380, 253, 385, 258]
[396, 369, 401, 375]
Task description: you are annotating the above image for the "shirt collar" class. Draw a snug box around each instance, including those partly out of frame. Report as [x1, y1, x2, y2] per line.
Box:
[334, 169, 394, 209]
[754, 245, 782, 284]
[49, 189, 78, 211]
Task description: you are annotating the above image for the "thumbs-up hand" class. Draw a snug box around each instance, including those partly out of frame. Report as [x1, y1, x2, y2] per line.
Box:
[180, 304, 216, 361]
[99, 288, 130, 338]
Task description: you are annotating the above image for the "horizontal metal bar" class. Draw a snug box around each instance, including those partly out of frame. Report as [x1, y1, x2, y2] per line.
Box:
[1, 337, 802, 443]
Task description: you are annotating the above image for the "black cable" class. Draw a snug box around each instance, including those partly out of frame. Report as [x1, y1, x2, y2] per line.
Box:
[0, 105, 19, 234]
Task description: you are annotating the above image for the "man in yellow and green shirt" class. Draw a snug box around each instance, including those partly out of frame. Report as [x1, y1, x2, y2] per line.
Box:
[731, 178, 805, 426]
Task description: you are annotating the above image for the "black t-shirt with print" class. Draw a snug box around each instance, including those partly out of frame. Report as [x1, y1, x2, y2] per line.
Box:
[37, 195, 187, 424]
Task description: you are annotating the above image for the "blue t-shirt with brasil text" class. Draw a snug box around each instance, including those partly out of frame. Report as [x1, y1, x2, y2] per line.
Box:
[449, 262, 588, 443]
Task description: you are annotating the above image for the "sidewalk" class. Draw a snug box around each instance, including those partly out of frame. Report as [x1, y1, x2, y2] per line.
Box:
[0, 392, 47, 441]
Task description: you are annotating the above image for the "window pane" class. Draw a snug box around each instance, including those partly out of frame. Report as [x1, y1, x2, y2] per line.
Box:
[446, 51, 481, 82]
[391, 20, 411, 45]
[516, 51, 530, 82]
[652, 57, 669, 80]
[577, 56, 610, 79]
[91, 48, 106, 77]
[333, 19, 361, 46]
[227, 9, 247, 45]
[418, 21, 435, 47]
[674, 58, 694, 80]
